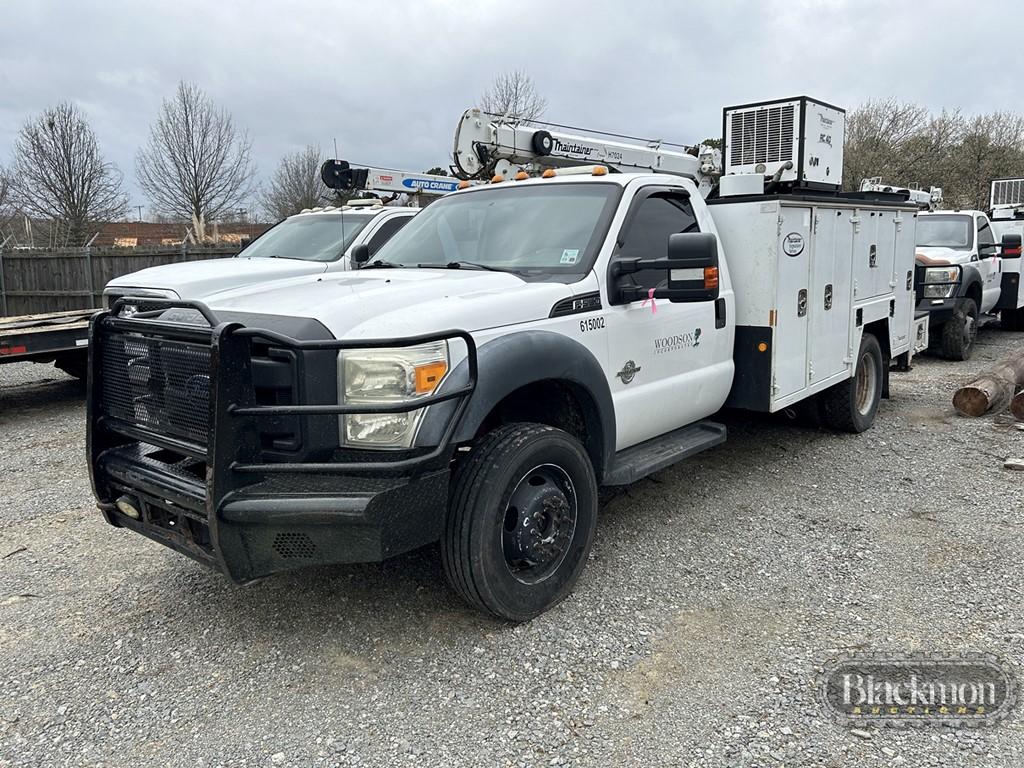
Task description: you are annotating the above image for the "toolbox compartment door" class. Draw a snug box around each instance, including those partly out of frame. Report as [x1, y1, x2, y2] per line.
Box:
[808, 208, 854, 385]
[773, 206, 812, 399]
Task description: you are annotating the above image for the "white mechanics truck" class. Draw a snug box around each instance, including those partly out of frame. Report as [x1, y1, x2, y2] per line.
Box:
[88, 96, 922, 620]
[988, 178, 1024, 331]
[914, 207, 1008, 359]
[101, 161, 464, 309]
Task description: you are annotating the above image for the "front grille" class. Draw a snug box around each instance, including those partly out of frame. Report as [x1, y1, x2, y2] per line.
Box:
[99, 330, 212, 445]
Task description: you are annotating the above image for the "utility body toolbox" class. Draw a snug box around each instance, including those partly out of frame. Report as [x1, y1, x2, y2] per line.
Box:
[709, 192, 918, 411]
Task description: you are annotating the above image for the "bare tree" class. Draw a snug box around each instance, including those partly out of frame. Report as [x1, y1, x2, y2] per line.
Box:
[9, 102, 127, 246]
[842, 98, 935, 190]
[0, 165, 13, 239]
[260, 144, 325, 220]
[136, 81, 255, 241]
[480, 70, 547, 123]
[948, 113, 1024, 209]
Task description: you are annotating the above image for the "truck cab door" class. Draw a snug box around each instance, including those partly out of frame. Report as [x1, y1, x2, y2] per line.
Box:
[975, 216, 1002, 313]
[604, 188, 733, 450]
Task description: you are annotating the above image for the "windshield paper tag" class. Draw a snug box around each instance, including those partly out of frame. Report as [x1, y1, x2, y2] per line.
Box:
[560, 249, 580, 264]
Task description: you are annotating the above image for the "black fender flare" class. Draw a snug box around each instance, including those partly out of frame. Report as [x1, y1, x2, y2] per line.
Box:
[417, 330, 616, 476]
[957, 264, 984, 302]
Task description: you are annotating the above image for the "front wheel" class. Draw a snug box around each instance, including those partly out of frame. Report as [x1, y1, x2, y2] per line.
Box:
[442, 423, 598, 622]
[820, 333, 883, 433]
[940, 297, 979, 360]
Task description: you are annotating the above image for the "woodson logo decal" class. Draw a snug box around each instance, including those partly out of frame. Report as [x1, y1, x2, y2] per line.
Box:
[654, 328, 701, 354]
[819, 651, 1015, 726]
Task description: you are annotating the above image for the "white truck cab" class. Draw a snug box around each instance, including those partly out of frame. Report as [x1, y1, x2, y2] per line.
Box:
[915, 209, 1003, 359]
[87, 97, 920, 621]
[103, 203, 418, 308]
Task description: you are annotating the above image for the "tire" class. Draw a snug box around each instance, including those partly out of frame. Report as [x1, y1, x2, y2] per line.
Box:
[442, 423, 598, 622]
[940, 297, 979, 360]
[1001, 306, 1024, 332]
[820, 333, 883, 433]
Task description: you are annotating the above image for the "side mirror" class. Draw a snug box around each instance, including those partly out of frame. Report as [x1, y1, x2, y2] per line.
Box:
[978, 243, 999, 257]
[666, 233, 719, 301]
[613, 232, 720, 303]
[1000, 233, 1022, 259]
[352, 243, 371, 265]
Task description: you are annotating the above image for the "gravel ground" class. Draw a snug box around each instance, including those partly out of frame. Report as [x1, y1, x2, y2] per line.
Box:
[2, 328, 1024, 768]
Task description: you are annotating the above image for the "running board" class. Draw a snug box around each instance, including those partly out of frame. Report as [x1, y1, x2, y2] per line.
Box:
[603, 420, 727, 486]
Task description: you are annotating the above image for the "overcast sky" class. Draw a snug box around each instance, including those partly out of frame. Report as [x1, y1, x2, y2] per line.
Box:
[0, 0, 1017, 218]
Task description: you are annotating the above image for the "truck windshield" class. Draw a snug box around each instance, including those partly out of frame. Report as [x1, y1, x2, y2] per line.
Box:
[372, 183, 621, 280]
[239, 214, 372, 262]
[916, 215, 973, 250]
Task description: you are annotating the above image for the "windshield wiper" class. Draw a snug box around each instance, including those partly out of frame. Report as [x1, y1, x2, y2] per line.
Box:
[417, 260, 518, 273]
[361, 259, 403, 269]
[266, 254, 305, 261]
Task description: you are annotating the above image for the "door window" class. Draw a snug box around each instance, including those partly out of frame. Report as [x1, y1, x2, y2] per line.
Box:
[366, 215, 413, 256]
[977, 219, 996, 247]
[614, 192, 700, 294]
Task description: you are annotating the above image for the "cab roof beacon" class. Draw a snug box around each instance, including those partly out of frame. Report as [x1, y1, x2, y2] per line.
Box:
[721, 96, 846, 191]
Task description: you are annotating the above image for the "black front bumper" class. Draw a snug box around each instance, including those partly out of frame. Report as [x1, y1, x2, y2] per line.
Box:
[915, 296, 958, 326]
[87, 300, 476, 583]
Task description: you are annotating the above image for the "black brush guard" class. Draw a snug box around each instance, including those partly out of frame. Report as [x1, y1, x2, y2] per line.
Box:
[88, 298, 477, 582]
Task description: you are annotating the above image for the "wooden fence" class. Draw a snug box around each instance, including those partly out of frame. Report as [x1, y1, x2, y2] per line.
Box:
[0, 245, 239, 317]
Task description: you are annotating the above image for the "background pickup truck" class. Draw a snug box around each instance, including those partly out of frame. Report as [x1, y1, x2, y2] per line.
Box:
[914, 209, 1004, 359]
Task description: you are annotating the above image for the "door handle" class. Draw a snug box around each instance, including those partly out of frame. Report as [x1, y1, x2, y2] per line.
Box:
[797, 289, 808, 317]
[824, 284, 833, 310]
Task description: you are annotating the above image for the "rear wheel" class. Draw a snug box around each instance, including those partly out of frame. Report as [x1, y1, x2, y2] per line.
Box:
[442, 423, 598, 622]
[940, 297, 978, 360]
[820, 333, 883, 433]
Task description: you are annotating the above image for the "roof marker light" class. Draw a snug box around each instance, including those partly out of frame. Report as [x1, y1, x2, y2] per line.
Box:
[542, 169, 557, 178]
[514, 171, 529, 181]
[457, 180, 471, 189]
[491, 174, 504, 183]
[592, 165, 609, 176]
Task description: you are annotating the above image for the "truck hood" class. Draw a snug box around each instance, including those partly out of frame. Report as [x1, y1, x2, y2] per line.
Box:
[105, 256, 330, 298]
[915, 246, 970, 265]
[203, 268, 573, 338]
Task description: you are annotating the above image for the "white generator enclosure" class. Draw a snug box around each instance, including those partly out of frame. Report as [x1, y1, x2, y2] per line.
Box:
[991, 178, 1024, 209]
[709, 195, 918, 412]
[723, 97, 845, 190]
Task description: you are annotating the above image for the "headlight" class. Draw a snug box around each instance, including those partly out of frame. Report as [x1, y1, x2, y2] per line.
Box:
[923, 266, 959, 284]
[922, 266, 960, 299]
[340, 341, 449, 448]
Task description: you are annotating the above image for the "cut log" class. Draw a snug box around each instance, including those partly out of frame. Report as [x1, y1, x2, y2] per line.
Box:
[1012, 389, 1024, 421]
[952, 350, 1024, 417]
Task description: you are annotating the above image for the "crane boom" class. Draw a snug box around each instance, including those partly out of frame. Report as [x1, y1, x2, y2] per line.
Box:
[859, 177, 943, 211]
[452, 109, 721, 197]
[321, 159, 464, 198]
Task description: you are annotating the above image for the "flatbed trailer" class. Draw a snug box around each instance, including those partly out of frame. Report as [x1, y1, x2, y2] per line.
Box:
[0, 308, 96, 378]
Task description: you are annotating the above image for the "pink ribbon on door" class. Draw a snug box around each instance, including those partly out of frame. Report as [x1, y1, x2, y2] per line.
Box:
[641, 287, 657, 314]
